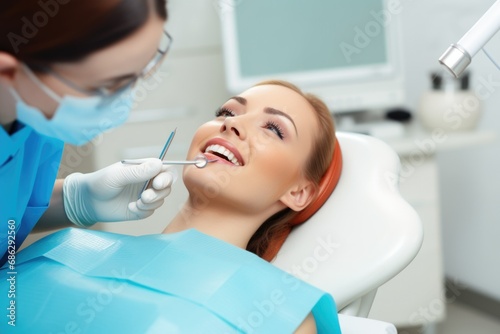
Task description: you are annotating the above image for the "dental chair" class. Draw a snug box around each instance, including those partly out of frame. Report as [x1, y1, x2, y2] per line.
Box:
[273, 132, 424, 333]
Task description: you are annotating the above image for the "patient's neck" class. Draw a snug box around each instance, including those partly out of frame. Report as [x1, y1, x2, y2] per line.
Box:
[162, 199, 271, 250]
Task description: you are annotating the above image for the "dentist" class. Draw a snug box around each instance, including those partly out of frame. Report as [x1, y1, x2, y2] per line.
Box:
[0, 0, 174, 265]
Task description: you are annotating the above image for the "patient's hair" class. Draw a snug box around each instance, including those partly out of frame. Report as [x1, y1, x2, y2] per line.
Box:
[0, 0, 167, 67]
[246, 80, 336, 261]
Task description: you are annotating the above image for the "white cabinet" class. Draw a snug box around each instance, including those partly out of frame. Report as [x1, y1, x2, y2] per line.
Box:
[369, 155, 445, 327]
[368, 127, 495, 328]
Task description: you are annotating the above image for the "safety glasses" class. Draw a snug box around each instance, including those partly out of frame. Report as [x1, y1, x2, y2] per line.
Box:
[35, 30, 173, 97]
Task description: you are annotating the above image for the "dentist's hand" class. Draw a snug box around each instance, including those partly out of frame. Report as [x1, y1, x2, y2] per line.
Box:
[63, 159, 176, 227]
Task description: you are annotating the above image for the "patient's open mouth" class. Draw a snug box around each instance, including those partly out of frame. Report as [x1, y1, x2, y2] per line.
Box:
[204, 144, 242, 166]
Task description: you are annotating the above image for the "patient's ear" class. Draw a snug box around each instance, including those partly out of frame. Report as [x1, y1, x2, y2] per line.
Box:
[280, 180, 317, 212]
[0, 52, 19, 84]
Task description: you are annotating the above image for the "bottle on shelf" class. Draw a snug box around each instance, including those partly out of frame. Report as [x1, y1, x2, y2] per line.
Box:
[418, 71, 481, 132]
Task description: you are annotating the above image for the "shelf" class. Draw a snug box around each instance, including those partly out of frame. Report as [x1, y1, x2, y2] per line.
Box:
[379, 123, 497, 157]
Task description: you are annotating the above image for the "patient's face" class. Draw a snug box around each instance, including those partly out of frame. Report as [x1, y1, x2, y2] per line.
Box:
[184, 84, 318, 214]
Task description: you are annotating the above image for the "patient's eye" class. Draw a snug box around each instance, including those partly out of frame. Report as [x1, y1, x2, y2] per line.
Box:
[265, 121, 285, 140]
[215, 107, 236, 117]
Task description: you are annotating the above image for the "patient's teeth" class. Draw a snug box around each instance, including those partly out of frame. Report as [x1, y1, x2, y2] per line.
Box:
[222, 148, 231, 158]
[204, 143, 241, 165]
[216, 146, 225, 155]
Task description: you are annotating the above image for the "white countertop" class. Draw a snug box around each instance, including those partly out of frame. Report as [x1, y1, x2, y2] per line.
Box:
[349, 121, 497, 156]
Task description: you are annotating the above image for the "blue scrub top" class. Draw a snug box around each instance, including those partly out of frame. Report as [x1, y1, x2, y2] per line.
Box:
[0, 121, 64, 266]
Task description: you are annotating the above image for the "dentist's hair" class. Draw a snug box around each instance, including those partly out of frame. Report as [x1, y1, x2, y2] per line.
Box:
[246, 80, 337, 262]
[0, 0, 167, 67]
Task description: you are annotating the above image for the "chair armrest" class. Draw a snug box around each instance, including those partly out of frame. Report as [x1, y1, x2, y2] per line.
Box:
[338, 314, 397, 334]
[339, 290, 378, 317]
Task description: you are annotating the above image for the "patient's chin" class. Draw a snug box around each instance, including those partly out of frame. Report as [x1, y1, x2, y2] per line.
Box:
[182, 165, 233, 199]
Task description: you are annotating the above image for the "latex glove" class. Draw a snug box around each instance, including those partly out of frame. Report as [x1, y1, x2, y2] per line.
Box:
[63, 159, 177, 227]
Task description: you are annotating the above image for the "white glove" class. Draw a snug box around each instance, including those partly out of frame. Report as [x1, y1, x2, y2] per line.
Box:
[63, 159, 177, 227]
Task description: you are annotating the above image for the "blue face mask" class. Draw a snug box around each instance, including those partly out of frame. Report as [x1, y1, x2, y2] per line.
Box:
[10, 65, 134, 146]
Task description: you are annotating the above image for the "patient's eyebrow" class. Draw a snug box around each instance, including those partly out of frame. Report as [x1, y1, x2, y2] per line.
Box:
[230, 96, 247, 105]
[264, 107, 298, 135]
[230, 96, 298, 135]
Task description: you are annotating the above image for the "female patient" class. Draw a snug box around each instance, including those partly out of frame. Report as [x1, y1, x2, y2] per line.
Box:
[0, 81, 342, 333]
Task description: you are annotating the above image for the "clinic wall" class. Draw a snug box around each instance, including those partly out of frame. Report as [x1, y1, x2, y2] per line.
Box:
[399, 0, 500, 301]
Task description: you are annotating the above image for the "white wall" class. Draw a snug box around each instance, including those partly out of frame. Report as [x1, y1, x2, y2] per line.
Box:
[398, 0, 500, 300]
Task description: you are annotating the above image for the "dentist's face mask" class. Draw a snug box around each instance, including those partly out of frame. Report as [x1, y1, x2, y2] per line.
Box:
[10, 64, 134, 146]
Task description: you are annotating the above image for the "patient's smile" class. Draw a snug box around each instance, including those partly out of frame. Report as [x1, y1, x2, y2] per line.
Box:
[205, 144, 241, 165]
[203, 138, 244, 166]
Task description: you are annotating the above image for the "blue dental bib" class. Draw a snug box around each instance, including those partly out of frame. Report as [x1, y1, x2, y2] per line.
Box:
[0, 228, 341, 333]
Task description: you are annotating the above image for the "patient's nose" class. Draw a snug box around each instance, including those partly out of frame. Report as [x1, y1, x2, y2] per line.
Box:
[220, 117, 246, 139]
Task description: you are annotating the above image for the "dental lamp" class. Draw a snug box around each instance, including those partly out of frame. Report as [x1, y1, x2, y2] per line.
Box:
[439, 0, 500, 78]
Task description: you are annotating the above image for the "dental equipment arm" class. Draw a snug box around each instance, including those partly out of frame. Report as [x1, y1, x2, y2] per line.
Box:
[439, 0, 500, 78]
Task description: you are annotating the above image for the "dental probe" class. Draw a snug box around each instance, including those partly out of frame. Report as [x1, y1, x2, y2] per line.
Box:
[139, 128, 176, 197]
[122, 156, 216, 168]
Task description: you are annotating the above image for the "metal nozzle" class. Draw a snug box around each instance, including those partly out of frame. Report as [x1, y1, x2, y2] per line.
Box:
[438, 44, 471, 78]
